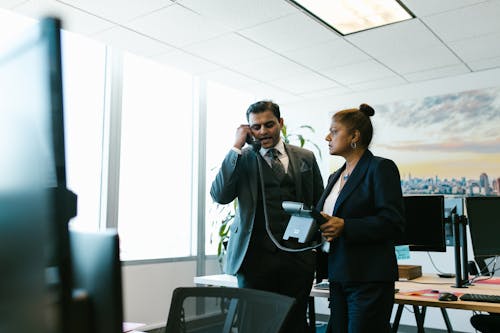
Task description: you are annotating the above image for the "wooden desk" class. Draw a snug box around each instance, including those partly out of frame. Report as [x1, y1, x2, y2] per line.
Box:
[195, 274, 500, 332]
[393, 275, 500, 333]
[395, 275, 500, 313]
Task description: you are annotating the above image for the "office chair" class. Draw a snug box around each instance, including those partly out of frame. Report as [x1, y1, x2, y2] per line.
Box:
[164, 287, 295, 333]
[470, 313, 500, 333]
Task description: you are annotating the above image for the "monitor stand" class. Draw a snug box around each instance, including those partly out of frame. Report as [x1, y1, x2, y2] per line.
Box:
[451, 213, 469, 288]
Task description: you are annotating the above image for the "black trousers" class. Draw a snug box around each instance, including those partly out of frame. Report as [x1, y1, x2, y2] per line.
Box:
[328, 281, 395, 333]
[237, 247, 314, 333]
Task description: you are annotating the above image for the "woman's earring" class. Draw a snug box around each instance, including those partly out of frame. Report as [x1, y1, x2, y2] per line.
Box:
[350, 141, 357, 149]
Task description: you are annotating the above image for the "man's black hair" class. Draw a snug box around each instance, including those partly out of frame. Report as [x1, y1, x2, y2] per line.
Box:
[246, 100, 280, 122]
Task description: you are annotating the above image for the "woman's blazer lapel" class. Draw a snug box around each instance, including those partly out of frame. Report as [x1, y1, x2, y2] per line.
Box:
[333, 150, 373, 214]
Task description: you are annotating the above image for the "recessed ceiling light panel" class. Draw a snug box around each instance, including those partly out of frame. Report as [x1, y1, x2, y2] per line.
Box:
[289, 0, 414, 35]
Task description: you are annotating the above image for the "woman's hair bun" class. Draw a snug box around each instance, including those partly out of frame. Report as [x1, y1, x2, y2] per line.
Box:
[359, 103, 375, 117]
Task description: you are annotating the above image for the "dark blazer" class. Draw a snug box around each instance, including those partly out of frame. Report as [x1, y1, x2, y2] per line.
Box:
[211, 144, 324, 275]
[316, 150, 404, 282]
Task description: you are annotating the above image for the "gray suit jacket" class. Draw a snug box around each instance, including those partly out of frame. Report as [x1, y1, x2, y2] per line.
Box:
[210, 144, 324, 275]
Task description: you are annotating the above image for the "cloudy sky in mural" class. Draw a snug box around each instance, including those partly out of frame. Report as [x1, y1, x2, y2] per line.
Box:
[372, 87, 500, 180]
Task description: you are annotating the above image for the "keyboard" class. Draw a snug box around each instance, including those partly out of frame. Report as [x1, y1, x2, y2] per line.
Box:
[460, 293, 500, 303]
[314, 281, 329, 290]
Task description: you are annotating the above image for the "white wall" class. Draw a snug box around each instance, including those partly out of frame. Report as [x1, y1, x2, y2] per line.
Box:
[121, 260, 196, 329]
[121, 258, 220, 329]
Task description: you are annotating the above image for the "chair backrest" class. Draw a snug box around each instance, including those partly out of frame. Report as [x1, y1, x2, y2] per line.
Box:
[164, 287, 295, 333]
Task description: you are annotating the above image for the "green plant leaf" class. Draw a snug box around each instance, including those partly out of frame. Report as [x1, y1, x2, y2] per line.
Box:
[299, 125, 315, 133]
[297, 135, 305, 147]
[281, 124, 287, 136]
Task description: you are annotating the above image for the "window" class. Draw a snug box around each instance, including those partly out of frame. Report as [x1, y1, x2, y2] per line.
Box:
[118, 53, 194, 260]
[205, 81, 255, 255]
[61, 31, 106, 232]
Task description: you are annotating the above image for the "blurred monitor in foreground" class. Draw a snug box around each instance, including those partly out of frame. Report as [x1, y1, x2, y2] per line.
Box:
[0, 17, 76, 333]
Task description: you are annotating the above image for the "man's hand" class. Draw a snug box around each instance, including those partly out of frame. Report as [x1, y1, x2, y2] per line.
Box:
[234, 124, 252, 149]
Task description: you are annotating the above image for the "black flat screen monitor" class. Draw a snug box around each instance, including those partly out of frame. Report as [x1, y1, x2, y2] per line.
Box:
[0, 17, 74, 333]
[69, 229, 124, 333]
[397, 195, 446, 252]
[465, 196, 500, 258]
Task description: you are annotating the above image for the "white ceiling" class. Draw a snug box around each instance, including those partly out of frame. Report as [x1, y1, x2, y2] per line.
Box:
[2, 0, 500, 104]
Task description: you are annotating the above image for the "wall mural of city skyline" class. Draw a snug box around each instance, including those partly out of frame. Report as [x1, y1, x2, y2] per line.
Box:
[372, 86, 500, 196]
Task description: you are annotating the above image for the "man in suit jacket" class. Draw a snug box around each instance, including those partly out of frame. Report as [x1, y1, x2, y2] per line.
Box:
[211, 100, 324, 333]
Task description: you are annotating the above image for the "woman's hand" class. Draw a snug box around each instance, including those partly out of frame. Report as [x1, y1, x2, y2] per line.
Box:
[319, 212, 345, 242]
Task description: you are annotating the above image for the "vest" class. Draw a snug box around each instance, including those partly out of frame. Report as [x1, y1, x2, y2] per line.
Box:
[251, 156, 298, 252]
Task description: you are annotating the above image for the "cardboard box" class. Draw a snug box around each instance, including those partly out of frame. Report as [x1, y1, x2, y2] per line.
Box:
[398, 265, 422, 280]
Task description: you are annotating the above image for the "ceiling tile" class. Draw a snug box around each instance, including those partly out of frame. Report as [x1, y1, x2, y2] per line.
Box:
[231, 54, 311, 82]
[402, 0, 485, 17]
[403, 63, 470, 82]
[346, 19, 441, 57]
[177, 0, 297, 30]
[0, 0, 27, 8]
[449, 31, 500, 62]
[322, 60, 396, 85]
[94, 26, 174, 57]
[15, 0, 113, 34]
[298, 86, 353, 99]
[201, 68, 260, 90]
[126, 4, 230, 47]
[269, 71, 339, 94]
[239, 12, 339, 53]
[244, 82, 302, 104]
[3, 0, 499, 100]
[423, 1, 500, 42]
[57, 0, 173, 24]
[152, 49, 220, 74]
[379, 44, 462, 74]
[348, 76, 408, 92]
[285, 39, 370, 71]
[184, 33, 275, 67]
[468, 56, 500, 71]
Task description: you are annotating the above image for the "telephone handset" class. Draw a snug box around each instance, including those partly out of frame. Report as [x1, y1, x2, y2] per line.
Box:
[246, 134, 261, 151]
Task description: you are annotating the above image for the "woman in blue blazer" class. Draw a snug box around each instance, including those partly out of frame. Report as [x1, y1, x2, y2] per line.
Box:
[317, 104, 405, 333]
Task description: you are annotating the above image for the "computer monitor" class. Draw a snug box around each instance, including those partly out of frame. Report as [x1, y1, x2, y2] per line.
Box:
[444, 196, 465, 246]
[465, 196, 500, 258]
[0, 17, 76, 333]
[397, 195, 446, 252]
[69, 229, 124, 333]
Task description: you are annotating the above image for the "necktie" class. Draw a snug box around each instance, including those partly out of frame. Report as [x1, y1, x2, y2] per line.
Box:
[267, 148, 286, 180]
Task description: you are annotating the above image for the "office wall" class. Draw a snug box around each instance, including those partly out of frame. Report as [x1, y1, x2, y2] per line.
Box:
[121, 258, 220, 329]
[284, 67, 500, 180]
[122, 260, 195, 328]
